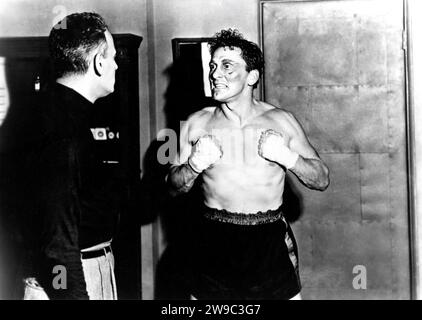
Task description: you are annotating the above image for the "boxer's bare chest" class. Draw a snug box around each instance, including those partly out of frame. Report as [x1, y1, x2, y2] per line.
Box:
[192, 112, 283, 167]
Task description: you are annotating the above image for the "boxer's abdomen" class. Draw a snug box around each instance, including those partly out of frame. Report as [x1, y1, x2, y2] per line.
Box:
[201, 162, 286, 214]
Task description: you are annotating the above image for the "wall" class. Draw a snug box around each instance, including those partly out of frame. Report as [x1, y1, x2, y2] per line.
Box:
[0, 0, 143, 36]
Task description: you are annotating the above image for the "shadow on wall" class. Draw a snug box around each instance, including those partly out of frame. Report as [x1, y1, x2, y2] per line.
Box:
[140, 54, 304, 300]
[140, 56, 215, 299]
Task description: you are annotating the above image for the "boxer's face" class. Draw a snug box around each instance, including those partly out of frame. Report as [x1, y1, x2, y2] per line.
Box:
[209, 46, 251, 102]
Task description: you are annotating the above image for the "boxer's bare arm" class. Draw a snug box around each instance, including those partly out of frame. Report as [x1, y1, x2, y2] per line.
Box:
[290, 153, 329, 191]
[166, 118, 200, 196]
[167, 163, 200, 196]
[280, 111, 330, 191]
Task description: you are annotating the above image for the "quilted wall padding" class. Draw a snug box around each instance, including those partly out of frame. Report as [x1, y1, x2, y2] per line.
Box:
[262, 0, 409, 299]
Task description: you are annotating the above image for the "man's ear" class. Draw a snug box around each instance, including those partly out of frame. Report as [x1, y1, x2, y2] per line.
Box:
[93, 53, 103, 77]
[247, 69, 259, 87]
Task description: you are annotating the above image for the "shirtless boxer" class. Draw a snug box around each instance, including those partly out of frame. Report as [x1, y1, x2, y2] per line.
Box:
[166, 29, 329, 300]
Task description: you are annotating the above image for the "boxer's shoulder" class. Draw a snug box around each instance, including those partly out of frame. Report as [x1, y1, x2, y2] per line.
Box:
[251, 102, 290, 124]
[185, 107, 217, 140]
[260, 103, 292, 118]
[186, 106, 216, 123]
[253, 103, 301, 138]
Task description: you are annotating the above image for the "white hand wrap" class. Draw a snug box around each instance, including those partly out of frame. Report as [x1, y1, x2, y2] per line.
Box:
[188, 135, 223, 173]
[258, 129, 299, 169]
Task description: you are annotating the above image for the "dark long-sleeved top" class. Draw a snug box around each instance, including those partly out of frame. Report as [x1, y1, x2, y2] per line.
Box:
[27, 83, 123, 299]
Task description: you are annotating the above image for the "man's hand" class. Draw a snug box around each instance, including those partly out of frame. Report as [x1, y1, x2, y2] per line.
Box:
[258, 129, 299, 169]
[188, 135, 223, 173]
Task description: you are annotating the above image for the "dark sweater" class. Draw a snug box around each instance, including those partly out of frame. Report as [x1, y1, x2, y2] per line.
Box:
[26, 83, 123, 299]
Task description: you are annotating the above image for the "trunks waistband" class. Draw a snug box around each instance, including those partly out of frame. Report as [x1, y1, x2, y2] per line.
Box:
[202, 205, 284, 225]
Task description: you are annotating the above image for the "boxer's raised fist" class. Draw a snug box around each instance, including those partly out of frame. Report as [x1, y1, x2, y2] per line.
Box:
[188, 135, 223, 173]
[258, 129, 299, 169]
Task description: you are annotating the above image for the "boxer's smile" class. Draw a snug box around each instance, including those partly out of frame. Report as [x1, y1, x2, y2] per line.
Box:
[211, 82, 228, 91]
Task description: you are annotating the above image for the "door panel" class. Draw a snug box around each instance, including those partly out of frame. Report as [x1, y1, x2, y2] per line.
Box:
[261, 0, 409, 299]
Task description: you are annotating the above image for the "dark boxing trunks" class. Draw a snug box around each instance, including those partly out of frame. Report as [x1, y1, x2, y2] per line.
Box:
[190, 205, 301, 300]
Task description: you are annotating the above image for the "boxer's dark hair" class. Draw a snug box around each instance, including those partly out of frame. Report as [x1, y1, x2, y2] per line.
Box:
[49, 12, 109, 78]
[208, 28, 264, 83]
